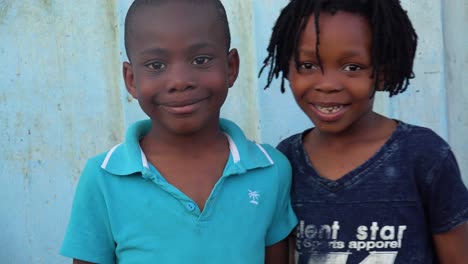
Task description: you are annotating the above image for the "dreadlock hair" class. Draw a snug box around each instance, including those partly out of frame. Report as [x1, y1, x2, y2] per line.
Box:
[124, 0, 231, 62]
[259, 0, 418, 97]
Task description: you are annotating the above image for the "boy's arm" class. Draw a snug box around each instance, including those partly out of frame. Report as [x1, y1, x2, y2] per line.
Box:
[60, 160, 115, 263]
[288, 236, 295, 264]
[265, 239, 288, 264]
[433, 223, 468, 264]
[262, 145, 297, 264]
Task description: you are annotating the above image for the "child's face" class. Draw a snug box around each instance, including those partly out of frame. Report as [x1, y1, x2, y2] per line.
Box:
[123, 2, 239, 135]
[288, 12, 376, 135]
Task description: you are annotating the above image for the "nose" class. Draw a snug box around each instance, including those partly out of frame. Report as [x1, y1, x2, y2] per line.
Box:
[166, 63, 196, 93]
[313, 70, 343, 93]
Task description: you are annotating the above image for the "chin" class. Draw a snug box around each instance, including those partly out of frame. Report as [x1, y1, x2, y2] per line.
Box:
[166, 123, 203, 136]
[167, 117, 217, 136]
[311, 120, 349, 135]
[152, 112, 220, 137]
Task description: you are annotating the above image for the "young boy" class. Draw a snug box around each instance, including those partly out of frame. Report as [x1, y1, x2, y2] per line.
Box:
[60, 0, 297, 263]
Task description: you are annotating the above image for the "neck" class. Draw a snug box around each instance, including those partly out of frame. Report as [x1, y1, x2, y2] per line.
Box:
[309, 112, 394, 148]
[140, 121, 228, 156]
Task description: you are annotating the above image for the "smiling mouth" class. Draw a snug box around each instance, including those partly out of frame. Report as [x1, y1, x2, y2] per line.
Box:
[315, 105, 345, 114]
[158, 97, 207, 115]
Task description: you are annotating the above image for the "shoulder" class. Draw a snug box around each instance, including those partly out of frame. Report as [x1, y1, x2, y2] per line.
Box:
[276, 131, 306, 158]
[75, 150, 115, 189]
[76, 119, 144, 184]
[257, 143, 291, 170]
[220, 118, 292, 176]
[84, 119, 152, 177]
[395, 122, 454, 168]
[395, 122, 464, 192]
[399, 122, 450, 150]
[394, 121, 456, 170]
[89, 150, 112, 167]
[393, 122, 451, 160]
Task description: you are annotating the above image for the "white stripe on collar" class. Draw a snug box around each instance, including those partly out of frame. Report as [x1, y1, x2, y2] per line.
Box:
[255, 143, 274, 165]
[140, 147, 149, 168]
[224, 133, 240, 163]
[101, 134, 250, 169]
[101, 143, 122, 169]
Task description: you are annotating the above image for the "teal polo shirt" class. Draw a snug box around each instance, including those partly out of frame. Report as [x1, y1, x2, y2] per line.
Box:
[60, 119, 297, 264]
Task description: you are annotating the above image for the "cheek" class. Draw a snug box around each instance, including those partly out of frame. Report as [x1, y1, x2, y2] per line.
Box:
[353, 80, 375, 99]
[288, 73, 310, 98]
[199, 68, 225, 84]
[136, 86, 152, 101]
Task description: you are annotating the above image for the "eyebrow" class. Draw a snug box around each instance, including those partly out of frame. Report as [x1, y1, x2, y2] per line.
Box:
[139, 47, 169, 57]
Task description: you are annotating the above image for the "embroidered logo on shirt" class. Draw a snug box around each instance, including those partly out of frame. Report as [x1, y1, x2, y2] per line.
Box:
[248, 189, 260, 205]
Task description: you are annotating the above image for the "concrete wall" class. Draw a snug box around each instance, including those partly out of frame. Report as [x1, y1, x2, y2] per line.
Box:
[0, 0, 466, 263]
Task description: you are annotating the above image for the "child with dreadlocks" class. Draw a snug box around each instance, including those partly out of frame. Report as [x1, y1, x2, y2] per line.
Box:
[260, 0, 468, 263]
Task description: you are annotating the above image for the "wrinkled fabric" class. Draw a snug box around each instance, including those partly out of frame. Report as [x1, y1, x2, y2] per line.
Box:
[278, 121, 468, 264]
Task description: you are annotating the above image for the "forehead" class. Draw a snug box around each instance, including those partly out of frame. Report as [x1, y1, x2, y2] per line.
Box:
[128, 2, 225, 53]
[299, 11, 371, 52]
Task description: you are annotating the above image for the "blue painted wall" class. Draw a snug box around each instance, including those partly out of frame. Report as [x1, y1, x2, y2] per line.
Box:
[0, 0, 466, 263]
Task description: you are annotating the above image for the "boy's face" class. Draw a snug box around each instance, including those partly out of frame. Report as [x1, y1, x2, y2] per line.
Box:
[123, 1, 239, 136]
[288, 11, 376, 135]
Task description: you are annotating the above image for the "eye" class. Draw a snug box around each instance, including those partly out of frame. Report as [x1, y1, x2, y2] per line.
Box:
[192, 56, 212, 65]
[298, 62, 317, 70]
[343, 64, 363, 72]
[145, 61, 166, 71]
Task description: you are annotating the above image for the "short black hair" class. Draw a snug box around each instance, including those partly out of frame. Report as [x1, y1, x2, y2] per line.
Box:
[124, 0, 231, 61]
[259, 0, 418, 97]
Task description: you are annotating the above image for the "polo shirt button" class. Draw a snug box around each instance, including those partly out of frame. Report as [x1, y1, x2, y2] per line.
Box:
[186, 202, 196, 211]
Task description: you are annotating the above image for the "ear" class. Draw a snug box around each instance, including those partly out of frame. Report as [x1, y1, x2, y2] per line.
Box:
[226, 48, 240, 88]
[123, 62, 138, 99]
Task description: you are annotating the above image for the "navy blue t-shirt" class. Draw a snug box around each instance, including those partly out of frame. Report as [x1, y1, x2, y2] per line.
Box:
[278, 121, 468, 264]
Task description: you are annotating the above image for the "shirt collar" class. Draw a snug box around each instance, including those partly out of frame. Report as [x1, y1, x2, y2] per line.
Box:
[100, 119, 274, 176]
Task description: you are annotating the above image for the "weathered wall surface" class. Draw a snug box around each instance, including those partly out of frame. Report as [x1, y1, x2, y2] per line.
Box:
[442, 0, 468, 183]
[0, 0, 466, 263]
[0, 1, 123, 263]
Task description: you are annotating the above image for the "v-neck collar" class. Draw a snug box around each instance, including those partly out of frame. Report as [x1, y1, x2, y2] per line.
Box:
[297, 121, 408, 192]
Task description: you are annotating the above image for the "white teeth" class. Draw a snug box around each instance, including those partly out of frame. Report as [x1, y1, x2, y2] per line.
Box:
[315, 105, 343, 114]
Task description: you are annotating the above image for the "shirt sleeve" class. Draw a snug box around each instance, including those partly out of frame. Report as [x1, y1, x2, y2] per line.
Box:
[60, 159, 116, 264]
[265, 145, 298, 246]
[426, 149, 468, 234]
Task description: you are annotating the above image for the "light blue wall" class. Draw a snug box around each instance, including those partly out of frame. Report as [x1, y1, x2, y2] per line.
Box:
[1, 2, 124, 263]
[442, 0, 468, 183]
[0, 0, 466, 263]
